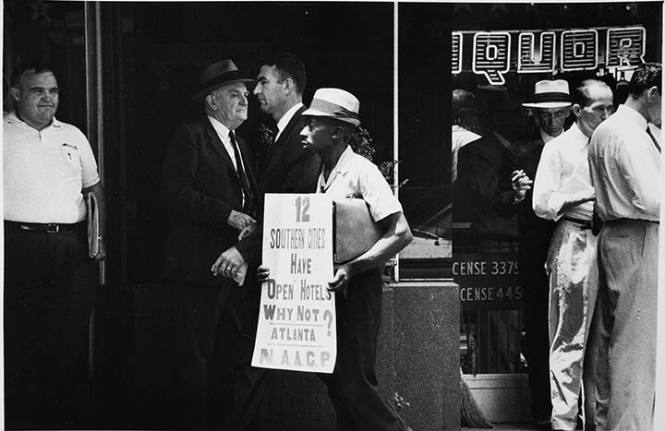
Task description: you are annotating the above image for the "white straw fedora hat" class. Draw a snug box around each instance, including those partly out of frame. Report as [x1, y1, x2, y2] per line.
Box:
[302, 88, 361, 127]
[522, 79, 572, 109]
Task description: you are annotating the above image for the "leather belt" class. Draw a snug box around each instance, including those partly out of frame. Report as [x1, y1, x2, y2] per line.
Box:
[562, 216, 592, 229]
[5, 220, 84, 233]
[605, 218, 659, 225]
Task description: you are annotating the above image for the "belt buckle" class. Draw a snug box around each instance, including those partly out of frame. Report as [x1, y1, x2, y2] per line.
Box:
[45, 224, 60, 233]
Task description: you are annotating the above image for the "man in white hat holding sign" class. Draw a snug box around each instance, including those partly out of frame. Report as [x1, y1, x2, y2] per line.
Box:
[259, 88, 413, 430]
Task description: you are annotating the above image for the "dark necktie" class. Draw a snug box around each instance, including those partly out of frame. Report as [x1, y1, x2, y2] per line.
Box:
[229, 131, 255, 215]
[646, 126, 661, 153]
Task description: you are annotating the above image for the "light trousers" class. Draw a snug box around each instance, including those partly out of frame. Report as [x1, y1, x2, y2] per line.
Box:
[546, 220, 598, 431]
[585, 219, 658, 431]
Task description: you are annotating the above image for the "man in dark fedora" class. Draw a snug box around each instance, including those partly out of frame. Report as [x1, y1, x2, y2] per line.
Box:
[495, 79, 572, 427]
[161, 58, 259, 429]
[211, 53, 321, 285]
[207, 53, 322, 430]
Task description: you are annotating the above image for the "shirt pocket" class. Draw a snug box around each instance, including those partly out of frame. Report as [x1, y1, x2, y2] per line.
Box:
[60, 143, 82, 172]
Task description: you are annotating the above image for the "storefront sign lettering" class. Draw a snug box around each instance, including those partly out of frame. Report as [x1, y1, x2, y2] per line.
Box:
[454, 26, 646, 85]
[454, 254, 522, 309]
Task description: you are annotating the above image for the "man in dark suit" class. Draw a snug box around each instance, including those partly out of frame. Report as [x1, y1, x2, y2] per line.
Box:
[495, 80, 571, 428]
[209, 53, 322, 430]
[213, 53, 320, 286]
[161, 58, 258, 430]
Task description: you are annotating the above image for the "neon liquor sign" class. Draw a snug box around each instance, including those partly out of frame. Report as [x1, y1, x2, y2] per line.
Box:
[452, 26, 646, 85]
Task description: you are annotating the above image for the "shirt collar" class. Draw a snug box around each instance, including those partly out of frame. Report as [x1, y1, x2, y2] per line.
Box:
[540, 128, 557, 144]
[330, 145, 355, 175]
[568, 121, 588, 143]
[616, 104, 648, 130]
[318, 145, 355, 192]
[207, 115, 232, 141]
[276, 102, 304, 136]
[5, 111, 62, 129]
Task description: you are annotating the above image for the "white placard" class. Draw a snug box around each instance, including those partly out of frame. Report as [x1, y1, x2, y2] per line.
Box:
[251, 194, 337, 373]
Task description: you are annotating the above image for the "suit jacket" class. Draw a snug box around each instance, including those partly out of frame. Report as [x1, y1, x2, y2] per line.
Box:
[161, 117, 258, 287]
[259, 106, 321, 198]
[236, 106, 321, 262]
[455, 132, 519, 239]
[495, 134, 555, 261]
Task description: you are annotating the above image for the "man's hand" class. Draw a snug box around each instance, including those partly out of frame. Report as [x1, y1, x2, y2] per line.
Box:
[257, 264, 271, 282]
[227, 210, 256, 231]
[328, 264, 352, 293]
[211, 246, 246, 279]
[238, 223, 256, 241]
[511, 169, 533, 204]
[92, 239, 106, 262]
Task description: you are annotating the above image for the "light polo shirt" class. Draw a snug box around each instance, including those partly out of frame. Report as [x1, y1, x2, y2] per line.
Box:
[316, 145, 402, 222]
[533, 122, 594, 222]
[588, 104, 660, 222]
[275, 102, 304, 142]
[3, 112, 100, 223]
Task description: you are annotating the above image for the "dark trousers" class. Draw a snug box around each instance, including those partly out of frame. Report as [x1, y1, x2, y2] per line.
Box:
[520, 249, 552, 422]
[173, 281, 269, 430]
[318, 268, 408, 431]
[4, 221, 96, 430]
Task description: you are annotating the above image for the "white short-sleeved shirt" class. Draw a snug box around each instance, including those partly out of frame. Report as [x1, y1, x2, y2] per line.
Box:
[316, 146, 402, 222]
[4, 111, 100, 223]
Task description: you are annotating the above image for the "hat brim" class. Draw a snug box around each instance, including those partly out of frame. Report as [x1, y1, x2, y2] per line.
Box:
[301, 108, 361, 127]
[522, 101, 572, 109]
[191, 78, 255, 101]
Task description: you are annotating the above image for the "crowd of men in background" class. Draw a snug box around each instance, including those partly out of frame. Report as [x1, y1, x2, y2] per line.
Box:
[454, 62, 661, 431]
[4, 54, 413, 431]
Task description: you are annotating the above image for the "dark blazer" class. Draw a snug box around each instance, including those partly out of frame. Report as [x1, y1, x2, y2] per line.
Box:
[259, 105, 321, 198]
[236, 105, 321, 262]
[161, 117, 258, 286]
[455, 132, 519, 239]
[495, 134, 555, 261]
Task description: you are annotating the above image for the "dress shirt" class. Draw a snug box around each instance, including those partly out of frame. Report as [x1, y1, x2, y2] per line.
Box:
[208, 116, 241, 171]
[274, 102, 304, 142]
[316, 146, 402, 222]
[3, 112, 100, 223]
[648, 123, 661, 147]
[207, 116, 250, 207]
[533, 122, 594, 221]
[589, 104, 660, 222]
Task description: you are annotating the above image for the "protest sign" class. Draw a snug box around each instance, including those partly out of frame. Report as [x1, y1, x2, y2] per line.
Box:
[252, 194, 337, 373]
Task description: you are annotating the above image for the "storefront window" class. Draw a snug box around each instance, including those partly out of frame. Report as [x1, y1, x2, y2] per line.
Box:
[451, 2, 662, 375]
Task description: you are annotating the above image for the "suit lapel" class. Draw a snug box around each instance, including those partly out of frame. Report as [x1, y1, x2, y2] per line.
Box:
[238, 136, 258, 192]
[275, 106, 306, 148]
[266, 106, 306, 167]
[203, 118, 237, 174]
